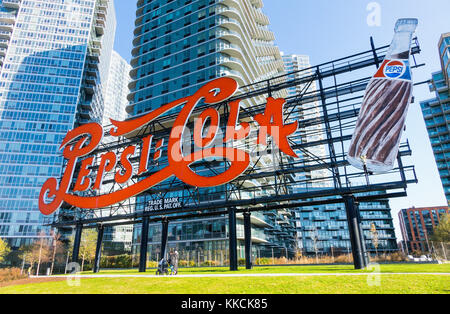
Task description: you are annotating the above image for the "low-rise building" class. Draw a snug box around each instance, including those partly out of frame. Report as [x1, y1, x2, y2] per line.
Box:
[399, 206, 449, 253]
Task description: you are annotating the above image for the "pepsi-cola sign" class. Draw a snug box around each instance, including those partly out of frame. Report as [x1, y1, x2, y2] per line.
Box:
[39, 78, 299, 216]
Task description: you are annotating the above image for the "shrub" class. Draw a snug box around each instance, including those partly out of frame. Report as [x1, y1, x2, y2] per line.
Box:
[334, 254, 353, 264]
[372, 252, 407, 263]
[201, 260, 220, 267]
[178, 260, 196, 267]
[255, 258, 272, 265]
[178, 260, 189, 267]
[100, 254, 132, 269]
[0, 268, 27, 283]
[146, 261, 158, 268]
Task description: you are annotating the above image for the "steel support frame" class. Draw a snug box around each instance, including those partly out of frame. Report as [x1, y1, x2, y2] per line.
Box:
[228, 208, 238, 271]
[243, 211, 252, 270]
[72, 224, 83, 264]
[48, 39, 424, 272]
[160, 217, 169, 262]
[93, 225, 104, 273]
[139, 216, 150, 273]
[343, 195, 367, 269]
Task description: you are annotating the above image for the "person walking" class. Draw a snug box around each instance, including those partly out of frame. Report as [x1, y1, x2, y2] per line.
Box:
[173, 250, 179, 275]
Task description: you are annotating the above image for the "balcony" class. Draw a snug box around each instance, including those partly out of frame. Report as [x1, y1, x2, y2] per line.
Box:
[327, 225, 340, 231]
[2, 0, 21, 9]
[78, 108, 92, 119]
[313, 215, 327, 221]
[0, 30, 12, 40]
[95, 21, 105, 36]
[0, 22, 13, 31]
[86, 59, 99, 71]
[0, 38, 9, 47]
[0, 12, 16, 24]
[83, 83, 95, 94]
[85, 75, 97, 84]
[218, 67, 245, 86]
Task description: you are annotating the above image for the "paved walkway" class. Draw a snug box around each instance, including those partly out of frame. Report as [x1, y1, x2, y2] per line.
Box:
[36, 273, 450, 279]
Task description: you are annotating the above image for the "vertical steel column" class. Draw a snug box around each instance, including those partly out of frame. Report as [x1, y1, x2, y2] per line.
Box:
[397, 154, 407, 184]
[370, 36, 381, 69]
[317, 69, 342, 189]
[93, 225, 104, 273]
[72, 224, 83, 264]
[228, 208, 238, 271]
[343, 195, 365, 269]
[160, 217, 169, 261]
[139, 216, 150, 273]
[355, 200, 370, 267]
[243, 212, 252, 270]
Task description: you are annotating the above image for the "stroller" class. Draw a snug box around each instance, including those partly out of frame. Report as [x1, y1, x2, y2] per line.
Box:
[155, 257, 175, 276]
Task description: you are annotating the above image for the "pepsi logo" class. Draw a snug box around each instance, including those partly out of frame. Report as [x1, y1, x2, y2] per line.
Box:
[384, 60, 406, 79]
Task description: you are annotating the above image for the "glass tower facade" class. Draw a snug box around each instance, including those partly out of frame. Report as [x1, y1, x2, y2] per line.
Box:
[102, 50, 131, 126]
[292, 192, 398, 255]
[129, 0, 297, 262]
[420, 33, 450, 202]
[0, 0, 116, 248]
[128, 0, 285, 116]
[281, 53, 327, 187]
[101, 50, 133, 254]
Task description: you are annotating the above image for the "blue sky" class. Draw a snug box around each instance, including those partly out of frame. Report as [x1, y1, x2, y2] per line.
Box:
[113, 0, 450, 237]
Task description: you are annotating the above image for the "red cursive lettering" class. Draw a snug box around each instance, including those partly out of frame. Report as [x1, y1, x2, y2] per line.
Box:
[38, 78, 298, 215]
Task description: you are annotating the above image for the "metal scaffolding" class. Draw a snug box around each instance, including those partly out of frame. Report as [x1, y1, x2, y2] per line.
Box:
[47, 38, 423, 271]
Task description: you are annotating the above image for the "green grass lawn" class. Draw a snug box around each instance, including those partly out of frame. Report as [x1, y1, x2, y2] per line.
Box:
[1, 275, 449, 294]
[79, 263, 450, 275]
[1, 264, 449, 294]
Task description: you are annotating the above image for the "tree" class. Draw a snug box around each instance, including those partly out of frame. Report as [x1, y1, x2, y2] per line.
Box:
[49, 231, 65, 275]
[31, 234, 51, 276]
[431, 213, 450, 243]
[311, 227, 320, 264]
[0, 237, 11, 263]
[370, 223, 379, 256]
[18, 240, 49, 275]
[70, 229, 98, 271]
[17, 245, 33, 274]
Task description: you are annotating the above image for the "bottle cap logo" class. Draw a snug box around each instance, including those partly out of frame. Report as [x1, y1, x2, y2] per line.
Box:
[383, 60, 406, 79]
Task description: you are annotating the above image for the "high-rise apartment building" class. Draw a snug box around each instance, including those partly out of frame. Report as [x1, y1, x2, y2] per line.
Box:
[292, 193, 398, 255]
[399, 206, 449, 253]
[102, 50, 131, 125]
[128, 0, 285, 116]
[129, 0, 296, 262]
[420, 33, 450, 202]
[101, 50, 133, 254]
[281, 53, 327, 187]
[0, 0, 116, 248]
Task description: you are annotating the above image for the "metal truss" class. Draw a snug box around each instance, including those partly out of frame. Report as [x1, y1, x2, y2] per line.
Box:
[47, 38, 423, 229]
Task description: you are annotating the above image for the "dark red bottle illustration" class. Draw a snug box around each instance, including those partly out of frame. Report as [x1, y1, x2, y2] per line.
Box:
[348, 19, 418, 173]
